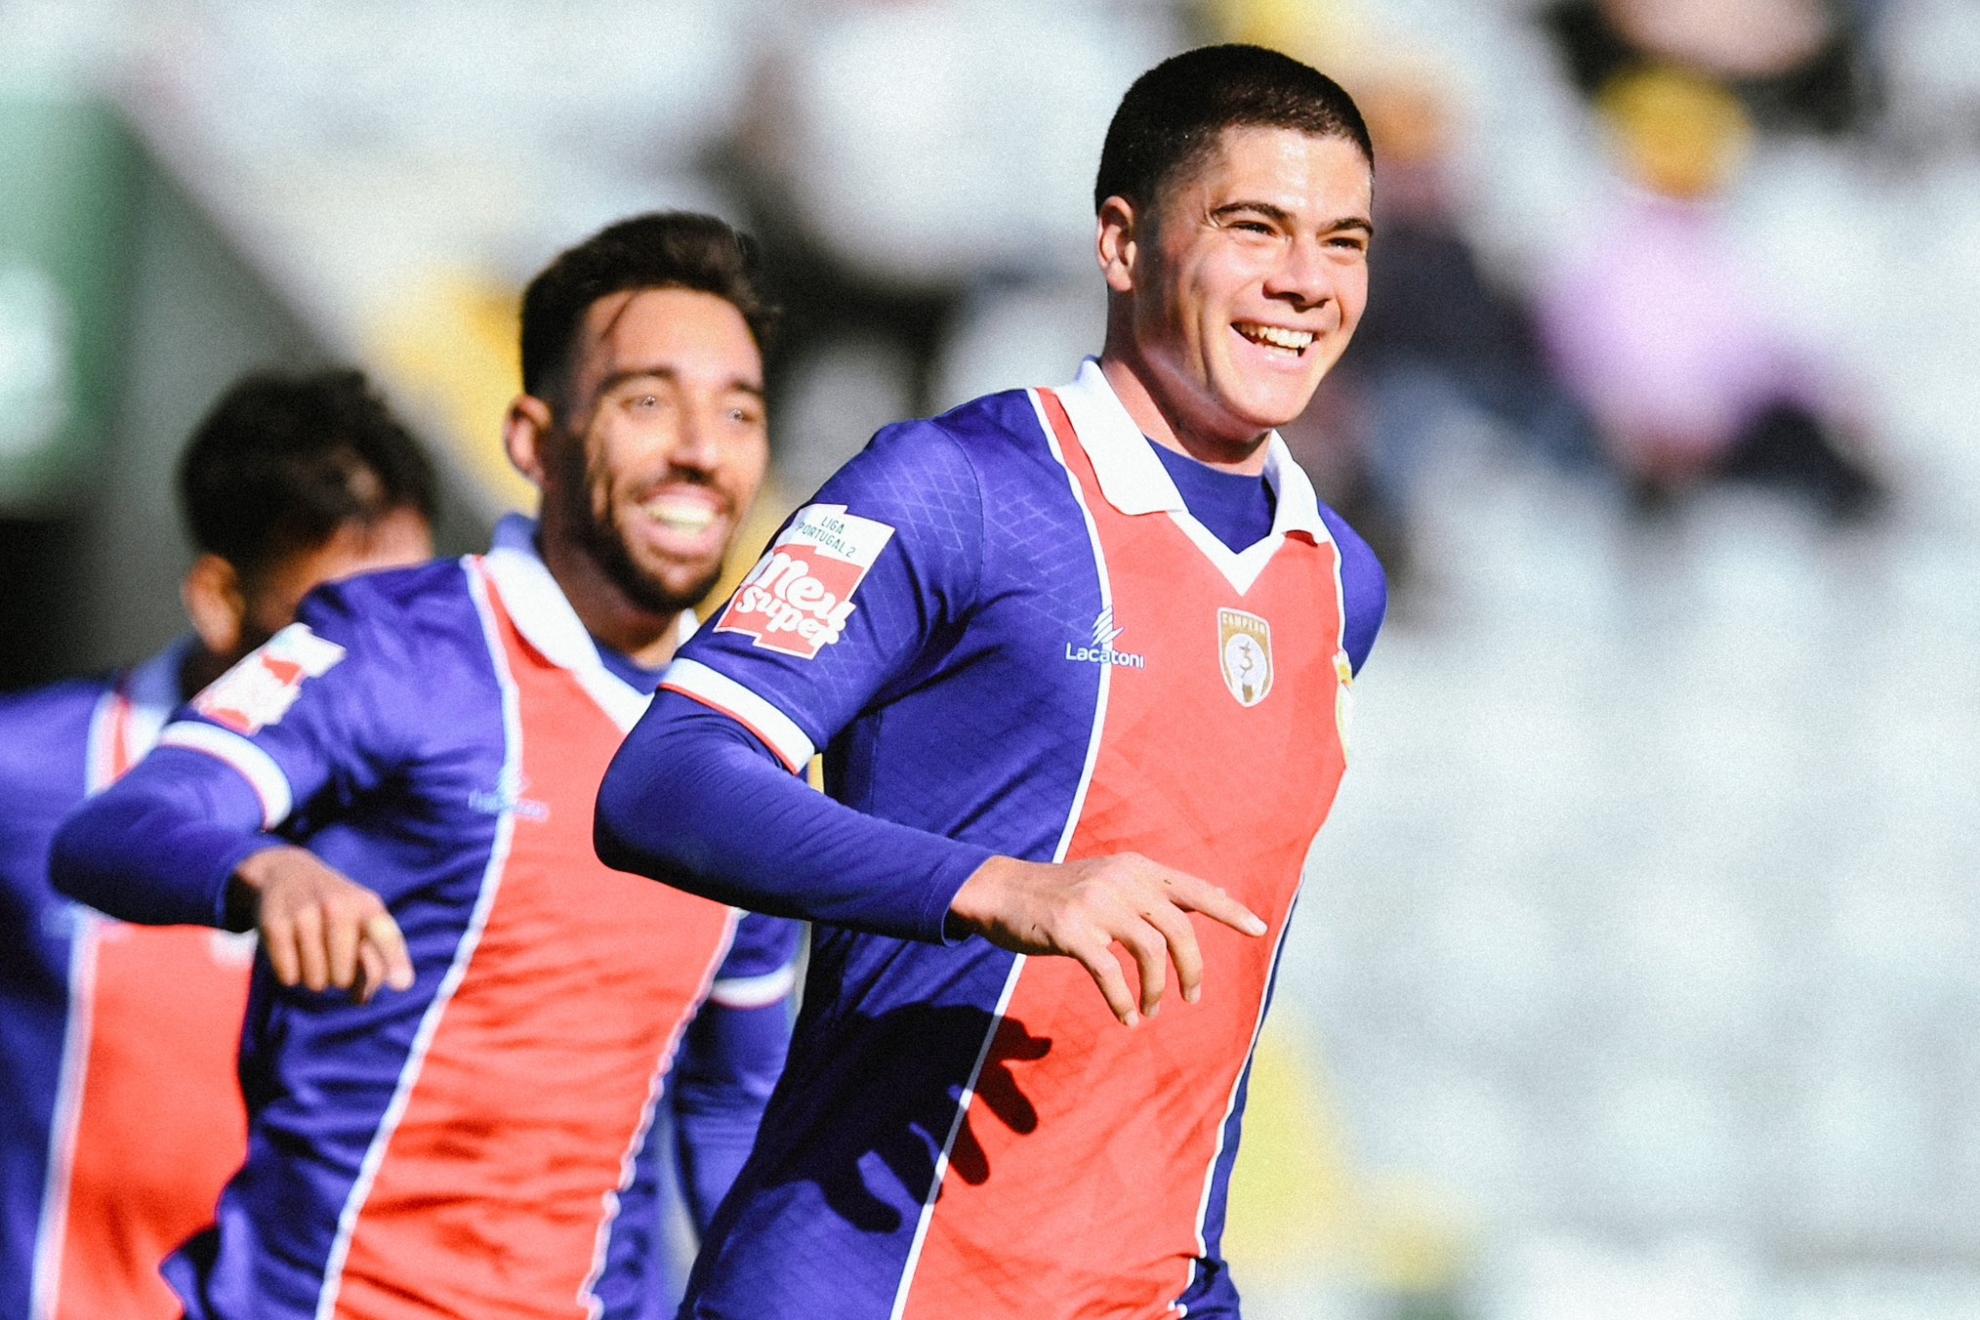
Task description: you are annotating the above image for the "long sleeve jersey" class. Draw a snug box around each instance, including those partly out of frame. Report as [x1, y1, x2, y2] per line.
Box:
[594, 360, 1385, 1319]
[50, 519, 799, 1320]
[0, 641, 252, 1320]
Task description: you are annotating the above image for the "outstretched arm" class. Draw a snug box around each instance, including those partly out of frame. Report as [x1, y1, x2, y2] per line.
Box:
[594, 693, 1264, 1026]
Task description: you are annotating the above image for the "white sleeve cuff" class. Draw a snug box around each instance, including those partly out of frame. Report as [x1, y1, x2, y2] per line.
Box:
[659, 659, 816, 772]
[707, 961, 799, 1009]
[158, 721, 295, 828]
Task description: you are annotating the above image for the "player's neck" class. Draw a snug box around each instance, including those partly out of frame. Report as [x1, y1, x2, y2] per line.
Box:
[1096, 349, 1271, 477]
[538, 530, 688, 671]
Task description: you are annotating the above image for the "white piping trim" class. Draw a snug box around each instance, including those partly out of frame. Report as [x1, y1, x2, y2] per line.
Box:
[82, 686, 122, 796]
[887, 956, 1026, 1320]
[577, 908, 742, 1315]
[311, 561, 522, 1320]
[158, 722, 296, 827]
[659, 659, 816, 772]
[1178, 892, 1303, 1310]
[707, 960, 799, 1010]
[28, 913, 101, 1320]
[886, 387, 1121, 1313]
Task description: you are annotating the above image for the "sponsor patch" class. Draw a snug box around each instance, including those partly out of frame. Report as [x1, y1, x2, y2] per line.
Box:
[715, 504, 895, 658]
[1217, 608, 1273, 707]
[193, 623, 347, 734]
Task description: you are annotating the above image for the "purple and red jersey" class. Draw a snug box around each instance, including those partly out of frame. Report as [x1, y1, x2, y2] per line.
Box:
[51, 519, 799, 1320]
[0, 643, 252, 1320]
[597, 360, 1385, 1317]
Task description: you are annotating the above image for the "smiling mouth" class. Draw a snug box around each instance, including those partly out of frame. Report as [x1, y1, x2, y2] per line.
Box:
[1234, 322, 1315, 356]
[640, 494, 720, 534]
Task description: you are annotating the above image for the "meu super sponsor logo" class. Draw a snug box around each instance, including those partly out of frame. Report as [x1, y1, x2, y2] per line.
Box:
[715, 504, 896, 659]
[193, 622, 347, 734]
[1065, 608, 1145, 669]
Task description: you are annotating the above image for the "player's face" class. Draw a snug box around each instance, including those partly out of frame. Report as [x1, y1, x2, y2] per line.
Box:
[239, 506, 433, 655]
[552, 288, 769, 615]
[1115, 127, 1372, 448]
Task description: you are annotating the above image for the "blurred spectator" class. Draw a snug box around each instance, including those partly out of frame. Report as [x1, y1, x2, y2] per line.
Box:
[1537, 66, 1883, 519]
[1281, 68, 1602, 582]
[1542, 0, 1881, 136]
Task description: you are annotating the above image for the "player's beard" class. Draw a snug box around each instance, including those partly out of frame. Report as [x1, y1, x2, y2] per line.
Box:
[554, 435, 725, 618]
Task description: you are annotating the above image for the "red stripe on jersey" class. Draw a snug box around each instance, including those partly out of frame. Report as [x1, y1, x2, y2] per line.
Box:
[899, 390, 1349, 1318]
[329, 574, 737, 1320]
[52, 925, 252, 1320]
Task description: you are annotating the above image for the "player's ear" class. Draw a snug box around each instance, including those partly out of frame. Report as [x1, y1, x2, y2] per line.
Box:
[1096, 195, 1143, 296]
[182, 553, 246, 663]
[502, 394, 556, 488]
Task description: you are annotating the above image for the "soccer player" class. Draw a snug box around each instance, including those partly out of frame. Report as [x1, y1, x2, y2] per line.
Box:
[51, 212, 800, 1320]
[1, 369, 435, 1320]
[593, 45, 1388, 1317]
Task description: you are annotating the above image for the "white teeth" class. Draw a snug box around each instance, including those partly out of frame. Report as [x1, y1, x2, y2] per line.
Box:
[645, 500, 716, 532]
[1237, 323, 1314, 353]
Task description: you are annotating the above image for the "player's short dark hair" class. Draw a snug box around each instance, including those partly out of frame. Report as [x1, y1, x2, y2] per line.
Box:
[519, 211, 776, 408]
[177, 369, 437, 579]
[1094, 44, 1373, 215]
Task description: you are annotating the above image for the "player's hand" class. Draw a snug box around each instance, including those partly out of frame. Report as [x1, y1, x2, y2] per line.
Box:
[231, 846, 415, 1004]
[946, 853, 1267, 1027]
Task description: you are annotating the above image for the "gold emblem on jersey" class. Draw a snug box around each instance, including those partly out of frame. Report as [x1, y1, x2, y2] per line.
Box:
[1217, 608, 1273, 707]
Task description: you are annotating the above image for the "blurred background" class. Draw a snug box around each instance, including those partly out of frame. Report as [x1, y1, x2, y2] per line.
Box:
[4, 0, 1980, 1315]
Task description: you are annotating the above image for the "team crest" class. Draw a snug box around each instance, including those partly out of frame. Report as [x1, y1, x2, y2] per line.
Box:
[715, 504, 895, 659]
[1217, 608, 1273, 708]
[193, 623, 347, 734]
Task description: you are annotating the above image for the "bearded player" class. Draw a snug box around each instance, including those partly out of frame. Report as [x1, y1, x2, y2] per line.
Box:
[53, 212, 799, 1319]
[1, 370, 434, 1320]
[596, 46, 1386, 1319]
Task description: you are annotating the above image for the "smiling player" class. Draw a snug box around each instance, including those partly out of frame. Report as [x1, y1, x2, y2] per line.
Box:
[595, 46, 1387, 1318]
[52, 213, 800, 1320]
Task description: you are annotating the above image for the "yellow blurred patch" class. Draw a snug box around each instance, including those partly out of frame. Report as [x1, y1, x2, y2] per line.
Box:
[1224, 1018, 1471, 1297]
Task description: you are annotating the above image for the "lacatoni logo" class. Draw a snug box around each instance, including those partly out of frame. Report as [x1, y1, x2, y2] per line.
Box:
[193, 623, 347, 734]
[716, 504, 896, 659]
[1065, 608, 1145, 669]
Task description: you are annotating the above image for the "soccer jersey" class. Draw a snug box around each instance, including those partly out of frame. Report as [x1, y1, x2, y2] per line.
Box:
[50, 519, 800, 1320]
[626, 359, 1384, 1318]
[0, 642, 252, 1320]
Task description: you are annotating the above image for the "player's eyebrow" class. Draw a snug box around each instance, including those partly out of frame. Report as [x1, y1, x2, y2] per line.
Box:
[1211, 201, 1375, 237]
[598, 365, 764, 399]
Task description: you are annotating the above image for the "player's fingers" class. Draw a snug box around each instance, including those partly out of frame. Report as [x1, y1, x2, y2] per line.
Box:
[353, 941, 386, 1006]
[325, 901, 362, 991]
[362, 911, 416, 993]
[1161, 871, 1266, 938]
[260, 909, 301, 987]
[291, 903, 329, 993]
[1114, 919, 1168, 1019]
[1140, 898, 1204, 1005]
[1070, 937, 1141, 1028]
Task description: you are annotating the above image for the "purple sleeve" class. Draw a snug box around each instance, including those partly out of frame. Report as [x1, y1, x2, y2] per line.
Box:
[595, 421, 996, 941]
[1317, 501, 1387, 675]
[594, 692, 991, 944]
[670, 997, 790, 1233]
[49, 748, 284, 927]
[49, 577, 423, 927]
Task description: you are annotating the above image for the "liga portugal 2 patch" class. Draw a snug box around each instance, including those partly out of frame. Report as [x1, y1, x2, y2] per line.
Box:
[1218, 607, 1273, 707]
[717, 504, 896, 659]
[193, 622, 347, 734]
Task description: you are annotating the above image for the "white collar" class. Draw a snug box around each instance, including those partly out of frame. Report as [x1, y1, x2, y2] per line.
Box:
[1048, 358, 1331, 593]
[480, 514, 694, 732]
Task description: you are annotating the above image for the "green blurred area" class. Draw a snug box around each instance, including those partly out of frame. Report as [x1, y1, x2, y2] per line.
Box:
[0, 96, 139, 513]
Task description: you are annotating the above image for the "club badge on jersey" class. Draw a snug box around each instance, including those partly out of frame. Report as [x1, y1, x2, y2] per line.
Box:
[1217, 608, 1273, 708]
[193, 623, 347, 734]
[716, 504, 895, 659]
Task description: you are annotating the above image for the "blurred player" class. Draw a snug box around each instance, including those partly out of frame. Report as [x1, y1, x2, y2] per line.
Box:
[1, 369, 435, 1320]
[51, 213, 799, 1320]
[595, 45, 1386, 1319]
